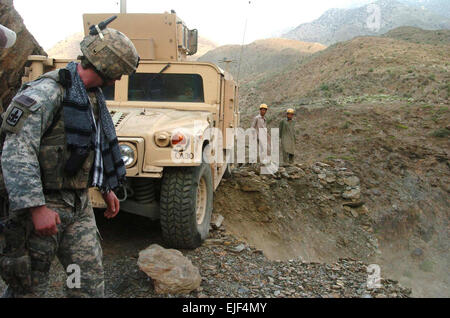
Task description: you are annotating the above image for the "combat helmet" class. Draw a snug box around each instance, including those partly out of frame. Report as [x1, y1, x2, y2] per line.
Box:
[80, 16, 139, 81]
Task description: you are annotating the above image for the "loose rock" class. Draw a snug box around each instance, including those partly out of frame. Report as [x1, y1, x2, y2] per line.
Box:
[344, 176, 360, 187]
[137, 244, 202, 295]
[210, 214, 224, 230]
[342, 188, 361, 200]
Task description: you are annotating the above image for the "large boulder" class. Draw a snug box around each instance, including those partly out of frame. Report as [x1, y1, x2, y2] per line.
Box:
[0, 0, 46, 111]
[137, 244, 202, 295]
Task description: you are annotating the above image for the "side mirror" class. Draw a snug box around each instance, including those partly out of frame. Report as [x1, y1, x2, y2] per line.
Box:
[187, 29, 198, 56]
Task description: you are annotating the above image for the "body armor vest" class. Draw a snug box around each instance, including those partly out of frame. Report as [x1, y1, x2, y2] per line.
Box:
[38, 71, 98, 191]
[38, 105, 95, 191]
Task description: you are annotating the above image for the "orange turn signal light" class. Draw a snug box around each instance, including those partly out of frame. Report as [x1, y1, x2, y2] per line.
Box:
[171, 133, 185, 146]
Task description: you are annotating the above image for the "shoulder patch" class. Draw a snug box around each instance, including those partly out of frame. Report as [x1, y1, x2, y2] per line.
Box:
[6, 107, 24, 127]
[14, 94, 37, 108]
[1, 102, 32, 134]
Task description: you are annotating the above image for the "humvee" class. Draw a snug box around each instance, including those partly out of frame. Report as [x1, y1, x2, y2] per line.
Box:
[22, 12, 239, 249]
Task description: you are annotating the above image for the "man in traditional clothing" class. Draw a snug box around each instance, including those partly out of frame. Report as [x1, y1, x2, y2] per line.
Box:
[279, 108, 296, 166]
[251, 104, 271, 164]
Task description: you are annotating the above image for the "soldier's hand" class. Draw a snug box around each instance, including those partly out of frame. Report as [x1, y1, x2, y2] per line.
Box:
[30, 206, 61, 236]
[103, 191, 120, 219]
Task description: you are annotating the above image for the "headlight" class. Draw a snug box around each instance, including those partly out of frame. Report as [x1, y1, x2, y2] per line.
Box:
[119, 142, 137, 168]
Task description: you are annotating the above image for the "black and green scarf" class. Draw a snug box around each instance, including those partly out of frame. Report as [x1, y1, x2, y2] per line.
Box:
[62, 62, 125, 192]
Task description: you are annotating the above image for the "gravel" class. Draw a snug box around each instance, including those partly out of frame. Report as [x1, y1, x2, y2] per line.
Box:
[0, 222, 411, 298]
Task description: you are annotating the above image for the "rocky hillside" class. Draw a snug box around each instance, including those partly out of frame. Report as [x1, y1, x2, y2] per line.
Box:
[382, 26, 450, 45]
[224, 98, 449, 297]
[239, 33, 449, 111]
[283, 0, 450, 45]
[0, 0, 45, 110]
[199, 38, 326, 83]
[47, 32, 83, 59]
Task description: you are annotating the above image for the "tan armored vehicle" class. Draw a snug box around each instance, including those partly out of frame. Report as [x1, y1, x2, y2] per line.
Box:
[22, 12, 239, 248]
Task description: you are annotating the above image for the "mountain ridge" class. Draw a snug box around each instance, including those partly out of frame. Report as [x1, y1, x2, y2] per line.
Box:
[240, 30, 449, 109]
[198, 38, 326, 83]
[283, 0, 450, 45]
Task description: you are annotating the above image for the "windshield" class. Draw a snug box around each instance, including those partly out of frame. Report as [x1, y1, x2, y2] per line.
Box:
[103, 85, 115, 100]
[128, 73, 204, 102]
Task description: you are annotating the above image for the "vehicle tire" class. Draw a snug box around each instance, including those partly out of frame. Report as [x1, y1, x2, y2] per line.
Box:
[160, 162, 213, 249]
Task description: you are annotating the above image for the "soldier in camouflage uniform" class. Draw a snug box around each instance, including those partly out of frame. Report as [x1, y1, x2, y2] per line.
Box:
[0, 21, 139, 297]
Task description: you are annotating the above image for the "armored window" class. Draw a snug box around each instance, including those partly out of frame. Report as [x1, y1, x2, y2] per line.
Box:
[128, 73, 204, 103]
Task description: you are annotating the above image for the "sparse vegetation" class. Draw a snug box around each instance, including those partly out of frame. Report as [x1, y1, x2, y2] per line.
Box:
[342, 121, 351, 129]
[234, 32, 449, 109]
[320, 84, 329, 91]
[419, 260, 434, 273]
[430, 128, 450, 138]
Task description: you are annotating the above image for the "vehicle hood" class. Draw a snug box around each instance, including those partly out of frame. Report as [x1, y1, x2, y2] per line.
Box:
[110, 107, 212, 138]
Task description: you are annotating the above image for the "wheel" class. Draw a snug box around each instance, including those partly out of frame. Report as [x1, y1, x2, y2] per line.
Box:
[160, 162, 213, 249]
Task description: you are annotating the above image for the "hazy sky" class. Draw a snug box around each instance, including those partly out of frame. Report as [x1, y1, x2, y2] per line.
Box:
[14, 0, 373, 50]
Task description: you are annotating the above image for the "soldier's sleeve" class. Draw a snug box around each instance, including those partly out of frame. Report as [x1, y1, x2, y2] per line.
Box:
[1, 79, 63, 212]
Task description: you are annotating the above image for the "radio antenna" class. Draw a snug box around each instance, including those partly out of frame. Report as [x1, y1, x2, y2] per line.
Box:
[236, 1, 252, 86]
[120, 0, 127, 13]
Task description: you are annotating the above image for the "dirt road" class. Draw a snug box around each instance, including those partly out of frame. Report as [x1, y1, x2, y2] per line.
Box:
[0, 209, 411, 298]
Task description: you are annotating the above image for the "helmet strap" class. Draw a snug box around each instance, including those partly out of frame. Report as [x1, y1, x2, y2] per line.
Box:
[95, 25, 105, 40]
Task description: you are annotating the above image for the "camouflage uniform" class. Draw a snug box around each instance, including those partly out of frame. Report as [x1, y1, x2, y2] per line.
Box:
[0, 74, 104, 297]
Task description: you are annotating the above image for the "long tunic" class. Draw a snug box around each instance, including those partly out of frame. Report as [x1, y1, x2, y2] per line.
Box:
[279, 119, 295, 155]
[251, 114, 271, 152]
[251, 114, 267, 131]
